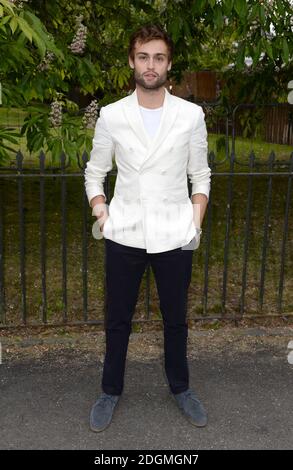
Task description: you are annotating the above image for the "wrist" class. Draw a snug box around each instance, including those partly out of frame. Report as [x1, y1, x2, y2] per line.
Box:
[90, 195, 106, 210]
[92, 202, 108, 219]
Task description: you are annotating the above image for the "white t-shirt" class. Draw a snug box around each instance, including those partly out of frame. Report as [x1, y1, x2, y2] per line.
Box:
[139, 105, 163, 139]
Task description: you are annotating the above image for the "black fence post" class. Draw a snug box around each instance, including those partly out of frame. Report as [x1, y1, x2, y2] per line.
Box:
[60, 151, 68, 323]
[0, 177, 5, 324]
[81, 151, 89, 322]
[39, 150, 47, 323]
[278, 152, 293, 314]
[16, 151, 27, 324]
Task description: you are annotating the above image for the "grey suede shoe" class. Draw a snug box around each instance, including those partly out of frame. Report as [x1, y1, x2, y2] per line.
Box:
[172, 389, 207, 427]
[90, 392, 120, 432]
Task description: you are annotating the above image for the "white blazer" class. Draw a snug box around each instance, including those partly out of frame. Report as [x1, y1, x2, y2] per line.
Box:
[84, 88, 211, 253]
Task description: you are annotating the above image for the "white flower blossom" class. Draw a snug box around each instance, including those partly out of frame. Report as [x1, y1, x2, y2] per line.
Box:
[9, 0, 29, 7]
[37, 51, 55, 72]
[49, 100, 63, 128]
[82, 100, 99, 129]
[69, 15, 88, 55]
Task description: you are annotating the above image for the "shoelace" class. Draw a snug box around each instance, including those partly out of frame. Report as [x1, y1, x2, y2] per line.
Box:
[99, 394, 118, 406]
[182, 390, 201, 404]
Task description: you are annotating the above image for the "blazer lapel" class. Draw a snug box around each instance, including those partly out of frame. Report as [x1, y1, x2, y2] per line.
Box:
[122, 89, 151, 149]
[122, 87, 179, 169]
[143, 88, 178, 164]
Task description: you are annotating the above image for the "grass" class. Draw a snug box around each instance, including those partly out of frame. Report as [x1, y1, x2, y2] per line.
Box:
[0, 107, 27, 127]
[208, 134, 292, 166]
[5, 132, 292, 169]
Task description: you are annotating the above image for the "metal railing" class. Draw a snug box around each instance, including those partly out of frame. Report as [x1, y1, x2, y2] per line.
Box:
[0, 148, 292, 328]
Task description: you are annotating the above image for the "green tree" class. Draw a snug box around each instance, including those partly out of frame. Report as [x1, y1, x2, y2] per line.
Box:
[0, 0, 292, 163]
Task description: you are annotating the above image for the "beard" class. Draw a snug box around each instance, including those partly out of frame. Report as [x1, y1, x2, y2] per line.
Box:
[134, 70, 168, 90]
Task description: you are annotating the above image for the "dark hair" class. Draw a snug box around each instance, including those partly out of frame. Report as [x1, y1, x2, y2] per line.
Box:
[128, 24, 174, 62]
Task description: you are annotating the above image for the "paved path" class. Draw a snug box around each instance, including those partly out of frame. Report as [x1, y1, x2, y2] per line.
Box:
[0, 327, 293, 449]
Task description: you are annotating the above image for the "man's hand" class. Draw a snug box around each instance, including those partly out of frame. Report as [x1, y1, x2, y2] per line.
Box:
[193, 227, 202, 250]
[92, 202, 109, 232]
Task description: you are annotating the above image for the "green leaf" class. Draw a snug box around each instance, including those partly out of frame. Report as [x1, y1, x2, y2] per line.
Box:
[76, 135, 85, 148]
[169, 18, 182, 43]
[253, 40, 262, 64]
[24, 10, 64, 61]
[32, 30, 46, 58]
[0, 0, 15, 15]
[264, 41, 274, 60]
[0, 14, 11, 26]
[234, 0, 247, 18]
[85, 135, 93, 152]
[183, 20, 192, 40]
[224, 0, 234, 14]
[191, 0, 207, 15]
[0, 133, 19, 144]
[0, 126, 19, 144]
[251, 3, 258, 18]
[0, 143, 17, 153]
[259, 5, 265, 25]
[236, 41, 246, 69]
[64, 139, 77, 157]
[9, 15, 17, 34]
[214, 6, 223, 29]
[30, 133, 44, 151]
[276, 0, 285, 16]
[282, 38, 290, 63]
[51, 139, 63, 162]
[16, 17, 33, 42]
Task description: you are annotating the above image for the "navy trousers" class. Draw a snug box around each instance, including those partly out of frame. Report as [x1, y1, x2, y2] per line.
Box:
[102, 238, 194, 395]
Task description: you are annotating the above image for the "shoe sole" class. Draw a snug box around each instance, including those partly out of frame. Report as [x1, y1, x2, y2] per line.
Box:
[90, 422, 110, 433]
[187, 415, 208, 427]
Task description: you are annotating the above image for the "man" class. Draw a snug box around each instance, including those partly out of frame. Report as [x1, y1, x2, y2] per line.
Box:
[84, 24, 211, 432]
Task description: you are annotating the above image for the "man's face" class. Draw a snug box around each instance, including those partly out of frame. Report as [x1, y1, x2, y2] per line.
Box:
[129, 39, 171, 90]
